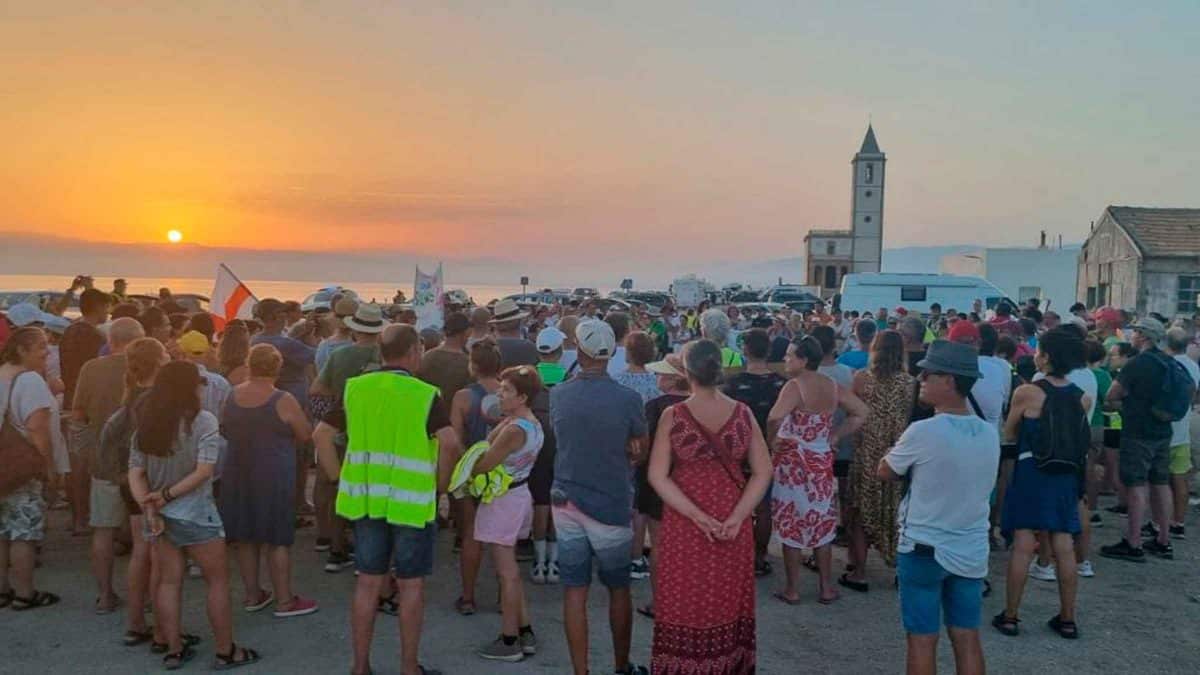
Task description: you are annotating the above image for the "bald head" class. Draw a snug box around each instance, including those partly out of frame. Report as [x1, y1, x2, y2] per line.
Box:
[380, 323, 421, 368]
[470, 307, 492, 329]
[109, 317, 146, 354]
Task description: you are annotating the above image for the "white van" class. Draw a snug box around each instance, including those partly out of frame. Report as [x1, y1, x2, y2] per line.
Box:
[838, 273, 1014, 315]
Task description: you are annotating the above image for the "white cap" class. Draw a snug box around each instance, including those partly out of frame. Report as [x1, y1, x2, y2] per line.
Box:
[5, 303, 50, 327]
[575, 319, 616, 360]
[536, 327, 566, 354]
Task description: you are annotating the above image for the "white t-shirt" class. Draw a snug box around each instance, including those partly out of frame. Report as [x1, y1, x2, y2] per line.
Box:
[1034, 367, 1098, 422]
[972, 356, 1012, 432]
[1, 370, 55, 442]
[818, 363, 854, 388]
[885, 412, 1000, 579]
[1171, 354, 1200, 446]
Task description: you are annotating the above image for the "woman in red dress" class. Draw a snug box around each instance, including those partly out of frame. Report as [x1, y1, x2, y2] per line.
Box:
[648, 340, 773, 674]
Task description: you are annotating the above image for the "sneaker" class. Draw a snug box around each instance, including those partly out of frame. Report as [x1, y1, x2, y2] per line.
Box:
[273, 595, 319, 618]
[1090, 513, 1102, 525]
[1028, 560, 1057, 582]
[314, 538, 331, 553]
[478, 636, 524, 662]
[1144, 539, 1174, 560]
[1141, 522, 1160, 539]
[615, 664, 650, 675]
[546, 562, 560, 584]
[1169, 524, 1186, 540]
[324, 552, 354, 573]
[519, 630, 537, 656]
[1105, 505, 1128, 516]
[531, 562, 547, 585]
[1077, 560, 1095, 578]
[630, 557, 651, 580]
[1099, 539, 1146, 563]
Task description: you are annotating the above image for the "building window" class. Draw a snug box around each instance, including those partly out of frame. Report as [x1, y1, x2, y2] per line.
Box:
[1098, 284, 1109, 306]
[865, 163, 874, 184]
[901, 286, 927, 302]
[1086, 287, 1097, 308]
[1178, 275, 1200, 313]
[825, 266, 838, 289]
[812, 266, 823, 285]
[826, 240, 836, 256]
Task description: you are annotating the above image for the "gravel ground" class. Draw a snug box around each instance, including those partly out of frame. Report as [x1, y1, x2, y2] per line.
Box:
[3, 499, 1198, 674]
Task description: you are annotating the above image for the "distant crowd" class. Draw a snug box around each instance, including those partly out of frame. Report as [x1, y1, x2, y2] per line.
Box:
[1, 276, 1198, 675]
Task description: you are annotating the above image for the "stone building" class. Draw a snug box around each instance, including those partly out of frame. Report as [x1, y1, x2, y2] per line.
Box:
[805, 125, 885, 298]
[1077, 206, 1200, 317]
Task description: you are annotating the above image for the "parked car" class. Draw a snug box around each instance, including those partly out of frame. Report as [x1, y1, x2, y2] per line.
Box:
[300, 287, 358, 313]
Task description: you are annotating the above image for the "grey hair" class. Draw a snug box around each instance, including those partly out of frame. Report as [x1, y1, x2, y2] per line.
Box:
[699, 309, 732, 344]
[898, 316, 926, 345]
[1165, 327, 1189, 354]
[109, 317, 146, 350]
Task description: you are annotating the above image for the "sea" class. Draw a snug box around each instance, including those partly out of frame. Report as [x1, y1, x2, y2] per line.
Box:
[0, 274, 526, 306]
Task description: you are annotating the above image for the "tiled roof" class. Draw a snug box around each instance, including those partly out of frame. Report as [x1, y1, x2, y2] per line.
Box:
[1107, 206, 1200, 257]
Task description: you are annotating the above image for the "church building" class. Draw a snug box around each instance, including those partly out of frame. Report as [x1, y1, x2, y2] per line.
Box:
[805, 125, 886, 298]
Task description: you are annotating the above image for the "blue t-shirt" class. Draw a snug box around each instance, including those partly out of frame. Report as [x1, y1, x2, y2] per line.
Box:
[837, 350, 869, 371]
[251, 333, 315, 407]
[550, 371, 648, 526]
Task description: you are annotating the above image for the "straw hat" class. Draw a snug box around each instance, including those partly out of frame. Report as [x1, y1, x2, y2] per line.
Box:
[344, 303, 386, 334]
[489, 298, 529, 325]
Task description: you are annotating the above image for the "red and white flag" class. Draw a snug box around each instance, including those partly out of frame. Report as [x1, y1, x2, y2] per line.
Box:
[209, 264, 257, 331]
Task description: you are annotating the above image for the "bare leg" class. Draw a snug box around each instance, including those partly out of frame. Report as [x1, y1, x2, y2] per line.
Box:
[90, 526, 118, 608]
[314, 476, 334, 543]
[563, 586, 589, 675]
[188, 538, 235, 656]
[396, 577, 426, 675]
[631, 512, 648, 559]
[609, 586, 634, 672]
[1172, 473, 1190, 525]
[815, 544, 838, 602]
[1034, 531, 1053, 567]
[641, 518, 660, 613]
[267, 545, 295, 608]
[753, 499, 771, 567]
[905, 633, 938, 675]
[1003, 529, 1036, 619]
[1050, 532, 1077, 623]
[6, 540, 37, 598]
[350, 573, 385, 675]
[992, 458, 1015, 534]
[847, 513, 869, 584]
[492, 543, 527, 636]
[1126, 484, 1148, 547]
[780, 544, 803, 601]
[458, 498, 481, 604]
[234, 542, 263, 606]
[946, 627, 985, 675]
[68, 455, 90, 532]
[1151, 484, 1172, 545]
[154, 539, 186, 654]
[127, 516, 151, 634]
[0, 540, 9, 595]
[1075, 502, 1091, 564]
[532, 505, 551, 541]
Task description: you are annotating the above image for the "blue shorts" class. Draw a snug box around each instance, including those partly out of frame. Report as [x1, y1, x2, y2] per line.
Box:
[353, 518, 437, 579]
[551, 501, 633, 589]
[897, 550, 983, 635]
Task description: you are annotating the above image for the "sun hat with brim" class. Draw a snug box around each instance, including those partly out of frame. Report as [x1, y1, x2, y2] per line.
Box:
[916, 339, 982, 378]
[1130, 317, 1166, 341]
[576, 319, 616, 360]
[489, 298, 529, 325]
[178, 330, 211, 356]
[5, 303, 50, 327]
[646, 356, 685, 378]
[345, 303, 386, 334]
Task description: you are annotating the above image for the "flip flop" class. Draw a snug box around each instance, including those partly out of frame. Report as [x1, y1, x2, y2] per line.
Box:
[772, 591, 802, 606]
[817, 594, 840, 605]
[95, 594, 122, 615]
[151, 633, 201, 654]
[837, 573, 869, 593]
[244, 589, 275, 613]
[163, 644, 196, 670]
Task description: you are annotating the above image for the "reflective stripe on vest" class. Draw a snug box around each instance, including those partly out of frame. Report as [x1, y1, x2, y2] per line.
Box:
[336, 371, 439, 527]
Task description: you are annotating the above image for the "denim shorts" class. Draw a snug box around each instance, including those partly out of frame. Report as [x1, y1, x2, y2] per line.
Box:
[897, 550, 983, 635]
[150, 516, 225, 549]
[353, 518, 437, 579]
[551, 500, 633, 589]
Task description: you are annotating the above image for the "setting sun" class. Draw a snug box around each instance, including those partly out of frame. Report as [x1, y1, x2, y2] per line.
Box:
[167, 229, 183, 243]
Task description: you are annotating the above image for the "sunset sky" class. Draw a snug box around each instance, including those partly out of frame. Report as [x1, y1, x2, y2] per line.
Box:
[2, 2, 1197, 268]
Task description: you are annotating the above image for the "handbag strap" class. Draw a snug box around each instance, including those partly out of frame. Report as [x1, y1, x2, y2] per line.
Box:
[1, 370, 30, 430]
[678, 403, 746, 491]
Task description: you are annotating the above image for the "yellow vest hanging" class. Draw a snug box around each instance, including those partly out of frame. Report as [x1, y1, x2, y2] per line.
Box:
[336, 371, 439, 527]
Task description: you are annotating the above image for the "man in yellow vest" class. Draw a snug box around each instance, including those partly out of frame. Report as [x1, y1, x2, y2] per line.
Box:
[314, 323, 460, 675]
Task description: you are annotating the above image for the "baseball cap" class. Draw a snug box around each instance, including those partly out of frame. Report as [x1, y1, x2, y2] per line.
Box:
[575, 319, 616, 360]
[5, 302, 49, 327]
[536, 327, 566, 354]
[1131, 317, 1166, 341]
[178, 330, 211, 356]
[1093, 306, 1122, 326]
[894, 306, 909, 317]
[947, 320, 981, 344]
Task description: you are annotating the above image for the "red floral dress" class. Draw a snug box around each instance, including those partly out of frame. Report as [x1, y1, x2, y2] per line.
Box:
[653, 403, 756, 675]
[771, 405, 837, 549]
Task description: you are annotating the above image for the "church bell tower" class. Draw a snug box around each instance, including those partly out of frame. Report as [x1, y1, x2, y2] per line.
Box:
[850, 125, 885, 273]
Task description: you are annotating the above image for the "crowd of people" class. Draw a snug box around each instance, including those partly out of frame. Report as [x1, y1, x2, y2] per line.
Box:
[1, 277, 1199, 674]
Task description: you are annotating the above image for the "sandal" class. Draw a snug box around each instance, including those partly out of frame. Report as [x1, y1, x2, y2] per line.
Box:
[123, 628, 155, 647]
[1048, 614, 1079, 640]
[0, 589, 12, 609]
[453, 596, 475, 616]
[837, 573, 869, 593]
[991, 611, 1020, 637]
[772, 591, 802, 606]
[213, 643, 261, 670]
[95, 593, 122, 615]
[377, 592, 399, 616]
[10, 590, 60, 611]
[163, 645, 196, 671]
[636, 604, 654, 619]
[151, 633, 201, 654]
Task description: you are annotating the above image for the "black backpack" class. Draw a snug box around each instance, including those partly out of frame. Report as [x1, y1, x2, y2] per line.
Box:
[1149, 352, 1195, 423]
[1032, 380, 1090, 474]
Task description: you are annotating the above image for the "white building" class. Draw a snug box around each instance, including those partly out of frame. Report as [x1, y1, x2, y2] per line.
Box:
[804, 125, 885, 298]
[940, 237, 1078, 311]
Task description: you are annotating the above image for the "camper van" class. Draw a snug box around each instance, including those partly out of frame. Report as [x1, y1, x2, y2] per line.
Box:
[838, 273, 1015, 315]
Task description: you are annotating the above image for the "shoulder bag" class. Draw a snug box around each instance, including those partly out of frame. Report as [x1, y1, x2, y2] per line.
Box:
[0, 372, 49, 497]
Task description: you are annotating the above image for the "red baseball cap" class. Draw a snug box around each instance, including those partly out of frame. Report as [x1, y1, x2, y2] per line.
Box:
[1093, 306, 1122, 326]
[948, 319, 981, 344]
[894, 306, 909, 316]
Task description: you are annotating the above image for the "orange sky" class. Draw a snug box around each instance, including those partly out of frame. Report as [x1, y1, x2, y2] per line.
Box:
[2, 3, 1196, 264]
